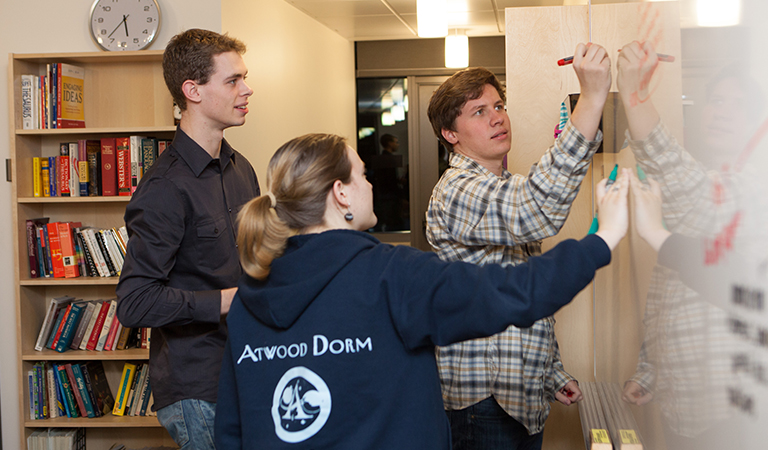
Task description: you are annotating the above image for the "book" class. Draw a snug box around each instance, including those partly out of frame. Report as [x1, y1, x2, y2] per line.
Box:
[41, 158, 51, 197]
[113, 362, 137, 416]
[141, 137, 158, 176]
[46, 364, 61, 418]
[46, 222, 65, 278]
[47, 304, 71, 350]
[79, 300, 105, 351]
[39, 224, 54, 277]
[79, 363, 102, 417]
[35, 295, 75, 351]
[116, 137, 131, 196]
[71, 364, 96, 418]
[78, 139, 90, 196]
[21, 74, 34, 129]
[81, 227, 109, 277]
[104, 315, 122, 351]
[86, 139, 101, 196]
[48, 156, 57, 196]
[32, 157, 42, 197]
[125, 363, 143, 416]
[56, 364, 79, 418]
[74, 228, 98, 277]
[93, 229, 117, 277]
[57, 221, 80, 278]
[100, 137, 117, 196]
[84, 361, 115, 416]
[138, 376, 152, 416]
[130, 135, 147, 193]
[54, 302, 85, 352]
[58, 143, 71, 197]
[64, 364, 88, 417]
[69, 141, 80, 197]
[26, 217, 49, 278]
[28, 370, 37, 419]
[116, 325, 133, 350]
[86, 300, 112, 351]
[57, 63, 85, 128]
[70, 301, 97, 350]
[95, 300, 117, 351]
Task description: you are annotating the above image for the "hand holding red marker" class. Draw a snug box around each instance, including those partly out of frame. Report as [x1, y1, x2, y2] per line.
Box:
[559, 52, 674, 66]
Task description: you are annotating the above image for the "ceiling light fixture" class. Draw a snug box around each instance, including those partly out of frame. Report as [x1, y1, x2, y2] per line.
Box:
[445, 30, 468, 68]
[697, 0, 741, 27]
[417, 0, 448, 37]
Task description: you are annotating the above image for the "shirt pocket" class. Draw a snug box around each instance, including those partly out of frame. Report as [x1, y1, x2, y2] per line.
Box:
[195, 214, 231, 270]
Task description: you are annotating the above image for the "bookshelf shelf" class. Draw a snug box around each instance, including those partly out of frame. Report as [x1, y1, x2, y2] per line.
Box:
[25, 415, 161, 428]
[10, 51, 174, 449]
[22, 348, 149, 361]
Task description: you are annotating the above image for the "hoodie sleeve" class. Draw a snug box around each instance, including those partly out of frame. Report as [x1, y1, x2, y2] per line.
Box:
[386, 234, 611, 350]
[214, 338, 242, 450]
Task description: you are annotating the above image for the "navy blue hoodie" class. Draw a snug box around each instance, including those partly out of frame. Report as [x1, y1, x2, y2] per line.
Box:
[214, 230, 610, 449]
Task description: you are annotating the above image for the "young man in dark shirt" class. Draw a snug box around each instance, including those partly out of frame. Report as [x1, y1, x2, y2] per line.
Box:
[116, 28, 260, 449]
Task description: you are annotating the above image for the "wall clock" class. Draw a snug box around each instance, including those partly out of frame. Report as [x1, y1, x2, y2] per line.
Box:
[90, 0, 161, 51]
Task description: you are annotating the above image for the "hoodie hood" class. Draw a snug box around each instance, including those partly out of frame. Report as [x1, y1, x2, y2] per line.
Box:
[236, 229, 379, 330]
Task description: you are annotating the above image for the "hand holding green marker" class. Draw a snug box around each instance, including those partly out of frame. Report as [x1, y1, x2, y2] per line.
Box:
[588, 164, 618, 234]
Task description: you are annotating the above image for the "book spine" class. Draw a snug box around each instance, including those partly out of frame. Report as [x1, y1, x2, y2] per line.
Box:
[41, 159, 50, 197]
[141, 138, 157, 175]
[48, 156, 57, 196]
[40, 225, 53, 277]
[56, 364, 78, 417]
[83, 228, 109, 277]
[104, 316, 121, 351]
[116, 137, 131, 196]
[21, 74, 34, 129]
[64, 364, 87, 417]
[100, 138, 117, 196]
[32, 157, 42, 197]
[71, 301, 95, 350]
[96, 300, 117, 351]
[79, 364, 102, 417]
[74, 229, 98, 277]
[113, 363, 136, 416]
[71, 364, 96, 418]
[26, 219, 40, 278]
[59, 143, 70, 196]
[57, 222, 80, 278]
[28, 370, 36, 419]
[46, 365, 59, 419]
[86, 140, 101, 196]
[78, 140, 89, 195]
[35, 297, 58, 351]
[54, 303, 84, 352]
[80, 301, 103, 351]
[86, 301, 110, 351]
[48, 304, 71, 350]
[46, 222, 65, 278]
[94, 230, 117, 277]
[69, 142, 80, 197]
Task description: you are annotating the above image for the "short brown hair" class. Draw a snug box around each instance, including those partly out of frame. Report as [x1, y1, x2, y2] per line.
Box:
[427, 67, 505, 151]
[162, 28, 247, 111]
[238, 134, 352, 279]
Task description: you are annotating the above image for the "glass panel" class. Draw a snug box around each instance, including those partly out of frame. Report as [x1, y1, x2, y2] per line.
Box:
[356, 78, 410, 232]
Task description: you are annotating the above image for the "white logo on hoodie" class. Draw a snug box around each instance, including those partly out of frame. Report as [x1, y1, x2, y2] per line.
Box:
[272, 366, 332, 443]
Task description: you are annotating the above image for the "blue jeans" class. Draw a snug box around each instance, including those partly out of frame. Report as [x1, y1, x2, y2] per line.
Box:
[156, 399, 216, 450]
[446, 397, 544, 450]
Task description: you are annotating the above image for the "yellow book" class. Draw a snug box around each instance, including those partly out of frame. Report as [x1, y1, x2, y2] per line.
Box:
[41, 159, 50, 197]
[112, 362, 137, 416]
[32, 157, 42, 197]
[58, 63, 85, 128]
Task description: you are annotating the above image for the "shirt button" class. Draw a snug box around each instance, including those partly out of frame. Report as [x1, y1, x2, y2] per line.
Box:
[579, 146, 586, 152]
[214, 228, 219, 233]
[229, 208, 232, 213]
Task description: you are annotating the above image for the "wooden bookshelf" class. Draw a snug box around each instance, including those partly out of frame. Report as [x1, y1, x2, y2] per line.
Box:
[8, 51, 176, 449]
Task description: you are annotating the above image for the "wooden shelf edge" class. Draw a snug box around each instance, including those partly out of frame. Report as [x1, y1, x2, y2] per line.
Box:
[12, 50, 164, 64]
[17, 196, 132, 204]
[25, 415, 161, 428]
[19, 277, 120, 286]
[22, 348, 149, 361]
[15, 126, 176, 135]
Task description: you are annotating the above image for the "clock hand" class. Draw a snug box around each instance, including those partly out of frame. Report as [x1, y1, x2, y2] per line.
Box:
[123, 15, 129, 37]
[107, 15, 128, 39]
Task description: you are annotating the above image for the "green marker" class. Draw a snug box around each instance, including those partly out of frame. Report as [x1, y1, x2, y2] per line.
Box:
[588, 164, 619, 235]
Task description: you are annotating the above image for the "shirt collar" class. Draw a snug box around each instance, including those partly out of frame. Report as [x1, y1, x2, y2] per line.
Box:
[171, 126, 236, 177]
[448, 151, 511, 179]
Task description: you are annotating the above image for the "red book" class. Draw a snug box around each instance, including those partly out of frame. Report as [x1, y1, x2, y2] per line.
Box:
[100, 138, 117, 196]
[46, 222, 65, 278]
[116, 137, 131, 196]
[64, 364, 88, 417]
[86, 301, 112, 351]
[49, 304, 72, 349]
[104, 316, 121, 351]
[57, 222, 81, 278]
[58, 143, 70, 197]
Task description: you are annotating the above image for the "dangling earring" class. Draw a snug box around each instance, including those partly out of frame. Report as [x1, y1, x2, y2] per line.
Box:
[344, 210, 354, 221]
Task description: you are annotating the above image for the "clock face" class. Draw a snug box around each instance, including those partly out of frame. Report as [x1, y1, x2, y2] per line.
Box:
[90, 0, 161, 51]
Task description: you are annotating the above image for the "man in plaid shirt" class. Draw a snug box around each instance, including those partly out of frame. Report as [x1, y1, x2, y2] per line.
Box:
[425, 43, 611, 449]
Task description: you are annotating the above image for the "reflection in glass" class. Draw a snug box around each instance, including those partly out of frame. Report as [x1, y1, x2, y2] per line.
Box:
[356, 78, 410, 232]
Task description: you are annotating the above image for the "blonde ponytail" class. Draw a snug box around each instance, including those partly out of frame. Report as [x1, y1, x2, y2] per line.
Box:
[237, 133, 351, 279]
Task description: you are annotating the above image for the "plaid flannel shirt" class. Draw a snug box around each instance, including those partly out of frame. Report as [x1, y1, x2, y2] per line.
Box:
[426, 120, 601, 434]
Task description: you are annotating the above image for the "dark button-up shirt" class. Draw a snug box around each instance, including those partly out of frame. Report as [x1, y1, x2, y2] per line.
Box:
[116, 127, 260, 411]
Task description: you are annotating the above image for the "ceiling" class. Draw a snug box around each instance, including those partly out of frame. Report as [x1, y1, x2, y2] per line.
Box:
[283, 0, 700, 42]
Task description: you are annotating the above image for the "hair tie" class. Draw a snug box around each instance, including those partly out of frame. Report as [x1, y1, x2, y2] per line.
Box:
[266, 192, 276, 208]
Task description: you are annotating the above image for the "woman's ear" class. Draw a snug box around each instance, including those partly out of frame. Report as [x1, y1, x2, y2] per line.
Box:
[330, 179, 348, 207]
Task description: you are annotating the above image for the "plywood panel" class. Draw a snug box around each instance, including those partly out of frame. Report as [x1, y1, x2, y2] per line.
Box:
[505, 3, 681, 449]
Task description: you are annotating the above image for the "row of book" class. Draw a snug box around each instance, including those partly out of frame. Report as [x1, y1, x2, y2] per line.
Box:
[28, 361, 114, 420]
[32, 137, 170, 198]
[35, 297, 150, 354]
[113, 362, 154, 417]
[21, 63, 85, 130]
[26, 218, 128, 279]
[27, 428, 85, 450]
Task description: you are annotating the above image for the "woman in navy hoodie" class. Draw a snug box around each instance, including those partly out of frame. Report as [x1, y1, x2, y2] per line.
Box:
[215, 133, 630, 449]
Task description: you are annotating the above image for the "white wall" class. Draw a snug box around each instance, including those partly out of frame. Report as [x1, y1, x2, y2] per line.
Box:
[0, 2, 222, 447]
[222, 0, 357, 186]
